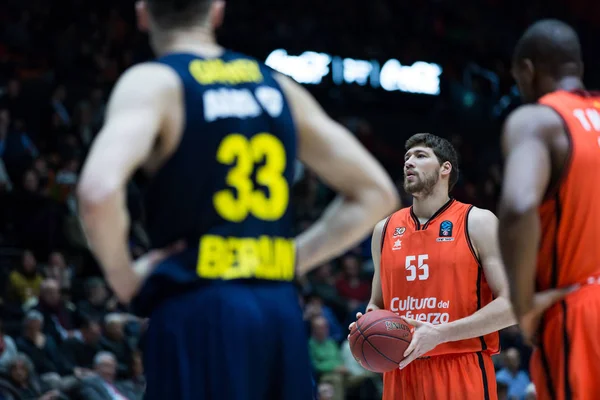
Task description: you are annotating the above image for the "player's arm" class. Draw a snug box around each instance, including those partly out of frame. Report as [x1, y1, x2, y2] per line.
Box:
[275, 74, 399, 275]
[366, 218, 387, 311]
[497, 105, 560, 320]
[76, 63, 181, 304]
[435, 208, 517, 343]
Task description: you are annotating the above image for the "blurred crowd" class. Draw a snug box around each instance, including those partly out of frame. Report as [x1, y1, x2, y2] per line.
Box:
[3, 0, 600, 399]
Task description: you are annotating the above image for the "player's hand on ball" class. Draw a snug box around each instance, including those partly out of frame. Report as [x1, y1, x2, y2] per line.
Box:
[348, 304, 380, 338]
[399, 317, 443, 370]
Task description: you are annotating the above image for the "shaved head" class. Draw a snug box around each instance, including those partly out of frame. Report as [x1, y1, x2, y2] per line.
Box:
[512, 19, 584, 102]
[513, 19, 582, 77]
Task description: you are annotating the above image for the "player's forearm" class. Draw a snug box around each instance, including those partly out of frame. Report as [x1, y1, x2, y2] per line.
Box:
[498, 207, 539, 319]
[437, 296, 516, 343]
[78, 190, 138, 303]
[296, 192, 397, 276]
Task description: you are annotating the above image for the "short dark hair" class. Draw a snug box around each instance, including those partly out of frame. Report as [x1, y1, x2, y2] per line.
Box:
[147, 0, 213, 30]
[405, 133, 459, 191]
[513, 19, 582, 77]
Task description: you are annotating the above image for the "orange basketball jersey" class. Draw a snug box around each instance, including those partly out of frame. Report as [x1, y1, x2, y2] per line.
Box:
[380, 199, 499, 357]
[537, 90, 600, 291]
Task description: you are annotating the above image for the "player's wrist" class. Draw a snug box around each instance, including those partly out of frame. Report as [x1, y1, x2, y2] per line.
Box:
[433, 322, 452, 344]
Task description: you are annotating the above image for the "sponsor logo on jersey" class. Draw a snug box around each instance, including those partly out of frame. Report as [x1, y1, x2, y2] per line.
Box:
[392, 239, 402, 250]
[203, 88, 262, 122]
[389, 296, 451, 325]
[393, 227, 406, 237]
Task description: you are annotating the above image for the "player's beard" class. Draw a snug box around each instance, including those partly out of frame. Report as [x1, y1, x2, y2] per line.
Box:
[404, 171, 439, 196]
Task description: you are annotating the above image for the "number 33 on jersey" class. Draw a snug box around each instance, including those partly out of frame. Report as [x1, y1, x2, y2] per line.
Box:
[379, 199, 499, 357]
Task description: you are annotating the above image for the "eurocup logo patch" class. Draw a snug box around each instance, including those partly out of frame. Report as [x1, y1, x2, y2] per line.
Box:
[439, 220, 453, 237]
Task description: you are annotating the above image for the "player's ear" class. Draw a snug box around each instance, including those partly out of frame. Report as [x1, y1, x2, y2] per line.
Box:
[135, 1, 150, 32]
[522, 59, 535, 85]
[440, 161, 452, 178]
[211, 0, 226, 29]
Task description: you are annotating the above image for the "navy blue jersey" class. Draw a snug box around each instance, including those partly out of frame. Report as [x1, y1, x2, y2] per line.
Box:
[133, 51, 298, 315]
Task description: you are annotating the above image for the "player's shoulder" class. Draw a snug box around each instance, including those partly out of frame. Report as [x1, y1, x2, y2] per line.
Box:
[465, 206, 498, 238]
[466, 206, 497, 224]
[113, 62, 182, 95]
[502, 103, 564, 146]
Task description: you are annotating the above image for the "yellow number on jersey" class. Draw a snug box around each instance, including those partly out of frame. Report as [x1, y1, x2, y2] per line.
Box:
[213, 133, 289, 222]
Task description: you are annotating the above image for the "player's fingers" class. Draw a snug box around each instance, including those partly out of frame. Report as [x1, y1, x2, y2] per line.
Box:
[355, 312, 363, 320]
[165, 240, 187, 254]
[399, 349, 418, 369]
[403, 336, 418, 358]
[401, 316, 420, 327]
[348, 322, 356, 331]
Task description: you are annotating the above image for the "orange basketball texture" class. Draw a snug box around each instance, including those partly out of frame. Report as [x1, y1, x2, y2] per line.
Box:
[349, 310, 413, 373]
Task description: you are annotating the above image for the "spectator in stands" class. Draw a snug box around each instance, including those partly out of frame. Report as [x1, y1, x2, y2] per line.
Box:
[100, 314, 134, 379]
[75, 351, 137, 400]
[0, 109, 38, 177]
[31, 279, 77, 345]
[61, 317, 102, 374]
[497, 380, 509, 400]
[303, 294, 343, 343]
[6, 353, 61, 400]
[496, 347, 531, 400]
[43, 252, 73, 293]
[15, 311, 65, 376]
[77, 278, 117, 322]
[335, 254, 371, 312]
[318, 382, 335, 400]
[7, 250, 43, 305]
[116, 351, 145, 400]
[309, 316, 346, 400]
[309, 264, 346, 321]
[0, 320, 18, 373]
[340, 339, 382, 400]
[525, 383, 536, 400]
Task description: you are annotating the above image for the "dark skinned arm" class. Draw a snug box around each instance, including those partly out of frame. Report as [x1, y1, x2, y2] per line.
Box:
[498, 104, 562, 320]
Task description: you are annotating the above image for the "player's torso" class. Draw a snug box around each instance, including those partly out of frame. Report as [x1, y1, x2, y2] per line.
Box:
[380, 199, 498, 357]
[537, 90, 600, 291]
[133, 51, 297, 314]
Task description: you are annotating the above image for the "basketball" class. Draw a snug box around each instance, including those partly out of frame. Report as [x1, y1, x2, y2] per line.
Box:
[349, 310, 413, 373]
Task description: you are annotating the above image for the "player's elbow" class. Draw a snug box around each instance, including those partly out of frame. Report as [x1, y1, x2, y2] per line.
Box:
[76, 175, 120, 213]
[368, 179, 400, 217]
[498, 195, 538, 222]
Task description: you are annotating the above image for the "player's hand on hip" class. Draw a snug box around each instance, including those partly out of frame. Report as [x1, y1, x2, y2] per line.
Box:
[133, 240, 187, 278]
[520, 284, 579, 346]
[399, 317, 442, 370]
[347, 304, 380, 338]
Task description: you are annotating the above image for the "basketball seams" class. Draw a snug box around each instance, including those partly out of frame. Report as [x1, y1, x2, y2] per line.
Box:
[355, 317, 411, 366]
[362, 336, 402, 365]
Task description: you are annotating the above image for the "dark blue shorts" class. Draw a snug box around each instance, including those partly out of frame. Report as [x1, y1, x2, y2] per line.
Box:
[142, 281, 314, 400]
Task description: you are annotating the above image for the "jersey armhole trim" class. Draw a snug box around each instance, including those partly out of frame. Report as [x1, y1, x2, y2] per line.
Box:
[380, 216, 391, 252]
[465, 205, 489, 352]
[464, 205, 482, 266]
[536, 104, 573, 201]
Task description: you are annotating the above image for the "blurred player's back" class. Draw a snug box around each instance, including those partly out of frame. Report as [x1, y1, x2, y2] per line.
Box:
[536, 90, 600, 291]
[501, 19, 600, 400]
[106, 1, 399, 399]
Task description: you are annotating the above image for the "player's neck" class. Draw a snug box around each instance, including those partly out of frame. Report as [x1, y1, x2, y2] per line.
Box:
[152, 27, 223, 58]
[411, 186, 451, 221]
[554, 76, 585, 92]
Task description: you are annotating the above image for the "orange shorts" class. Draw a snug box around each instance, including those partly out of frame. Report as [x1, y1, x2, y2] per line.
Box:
[383, 352, 497, 400]
[531, 284, 600, 400]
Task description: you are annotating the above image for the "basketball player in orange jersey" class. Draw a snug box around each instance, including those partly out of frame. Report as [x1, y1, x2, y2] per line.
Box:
[499, 19, 600, 400]
[351, 133, 517, 400]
